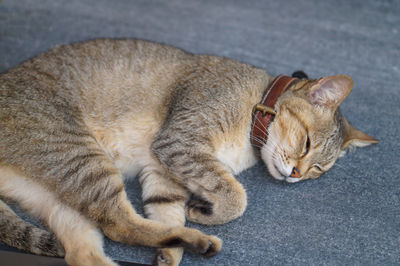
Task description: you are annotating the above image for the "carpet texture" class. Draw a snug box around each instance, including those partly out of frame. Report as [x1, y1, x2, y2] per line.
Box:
[0, 0, 399, 265]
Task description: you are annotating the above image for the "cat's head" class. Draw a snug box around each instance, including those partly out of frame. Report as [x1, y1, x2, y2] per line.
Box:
[261, 75, 378, 183]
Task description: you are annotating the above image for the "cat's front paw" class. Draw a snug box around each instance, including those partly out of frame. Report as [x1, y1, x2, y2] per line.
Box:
[185, 186, 247, 225]
[195, 235, 222, 257]
[186, 195, 220, 225]
[161, 227, 222, 257]
[179, 229, 222, 257]
[187, 194, 213, 216]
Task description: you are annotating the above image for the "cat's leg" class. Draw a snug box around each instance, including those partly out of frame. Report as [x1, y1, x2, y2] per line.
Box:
[90, 169, 220, 257]
[0, 162, 221, 265]
[139, 164, 189, 266]
[153, 139, 247, 225]
[0, 165, 116, 266]
[1, 119, 221, 261]
[5, 133, 221, 257]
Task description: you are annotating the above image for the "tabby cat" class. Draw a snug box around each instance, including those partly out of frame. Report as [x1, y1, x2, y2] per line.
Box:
[0, 39, 377, 266]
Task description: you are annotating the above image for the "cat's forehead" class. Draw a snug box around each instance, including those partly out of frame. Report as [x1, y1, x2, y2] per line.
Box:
[277, 95, 328, 124]
[275, 97, 340, 151]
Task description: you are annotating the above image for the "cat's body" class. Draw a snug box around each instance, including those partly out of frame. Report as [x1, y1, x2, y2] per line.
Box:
[0, 39, 377, 266]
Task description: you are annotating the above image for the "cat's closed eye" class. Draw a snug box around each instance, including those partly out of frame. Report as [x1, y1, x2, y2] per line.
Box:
[312, 164, 323, 173]
[301, 134, 311, 157]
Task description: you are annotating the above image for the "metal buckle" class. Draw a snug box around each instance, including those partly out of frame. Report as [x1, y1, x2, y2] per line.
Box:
[252, 104, 276, 116]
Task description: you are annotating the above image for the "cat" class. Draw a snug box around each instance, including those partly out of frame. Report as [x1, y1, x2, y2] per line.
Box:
[0, 39, 378, 266]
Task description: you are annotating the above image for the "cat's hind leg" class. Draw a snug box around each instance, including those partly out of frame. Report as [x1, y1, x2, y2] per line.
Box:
[0, 165, 116, 266]
[1, 126, 221, 260]
[139, 164, 189, 266]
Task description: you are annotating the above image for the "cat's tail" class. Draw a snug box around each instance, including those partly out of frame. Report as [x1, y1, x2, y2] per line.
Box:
[292, 70, 309, 79]
[0, 199, 65, 257]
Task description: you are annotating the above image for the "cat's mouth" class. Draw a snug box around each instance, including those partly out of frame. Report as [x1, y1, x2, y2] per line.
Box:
[261, 142, 302, 183]
[271, 162, 301, 183]
[272, 163, 287, 180]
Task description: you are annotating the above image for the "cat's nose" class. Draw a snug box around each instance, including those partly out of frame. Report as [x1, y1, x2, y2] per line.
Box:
[290, 167, 301, 178]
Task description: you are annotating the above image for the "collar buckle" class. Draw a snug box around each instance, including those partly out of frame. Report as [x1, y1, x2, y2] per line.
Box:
[252, 104, 276, 116]
[250, 75, 298, 147]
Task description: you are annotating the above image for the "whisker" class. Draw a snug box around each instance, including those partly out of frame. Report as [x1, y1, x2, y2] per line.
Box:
[277, 154, 287, 172]
[250, 137, 265, 148]
[267, 134, 281, 149]
[259, 141, 277, 154]
[253, 115, 268, 131]
[251, 135, 265, 144]
[252, 140, 264, 148]
[252, 124, 269, 137]
[250, 143, 263, 148]
[266, 137, 283, 153]
[333, 162, 347, 171]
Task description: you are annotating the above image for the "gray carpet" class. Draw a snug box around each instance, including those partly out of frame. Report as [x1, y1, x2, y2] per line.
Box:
[0, 0, 399, 265]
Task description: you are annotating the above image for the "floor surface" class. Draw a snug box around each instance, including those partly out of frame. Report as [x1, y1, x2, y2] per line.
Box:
[0, 0, 399, 265]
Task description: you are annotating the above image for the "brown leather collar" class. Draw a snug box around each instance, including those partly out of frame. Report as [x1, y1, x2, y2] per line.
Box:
[251, 75, 298, 147]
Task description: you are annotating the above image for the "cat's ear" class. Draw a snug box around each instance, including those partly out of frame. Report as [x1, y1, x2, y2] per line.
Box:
[308, 75, 353, 110]
[341, 118, 379, 149]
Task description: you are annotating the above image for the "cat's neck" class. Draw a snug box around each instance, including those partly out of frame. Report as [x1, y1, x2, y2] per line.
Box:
[251, 75, 298, 147]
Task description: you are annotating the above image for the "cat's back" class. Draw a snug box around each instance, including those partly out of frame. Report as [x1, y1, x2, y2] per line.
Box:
[0, 39, 195, 162]
[1, 39, 195, 119]
[0, 38, 269, 177]
[0, 39, 195, 181]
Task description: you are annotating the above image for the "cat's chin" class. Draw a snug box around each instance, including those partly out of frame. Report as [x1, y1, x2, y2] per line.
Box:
[269, 172, 302, 183]
[269, 168, 301, 183]
[285, 177, 301, 183]
[261, 146, 287, 182]
[269, 163, 286, 181]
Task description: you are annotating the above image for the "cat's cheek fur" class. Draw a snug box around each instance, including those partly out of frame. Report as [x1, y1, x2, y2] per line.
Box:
[260, 143, 284, 181]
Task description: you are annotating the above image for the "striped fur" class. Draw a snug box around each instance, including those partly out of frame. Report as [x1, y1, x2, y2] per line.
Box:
[0, 200, 64, 257]
[0, 39, 377, 265]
